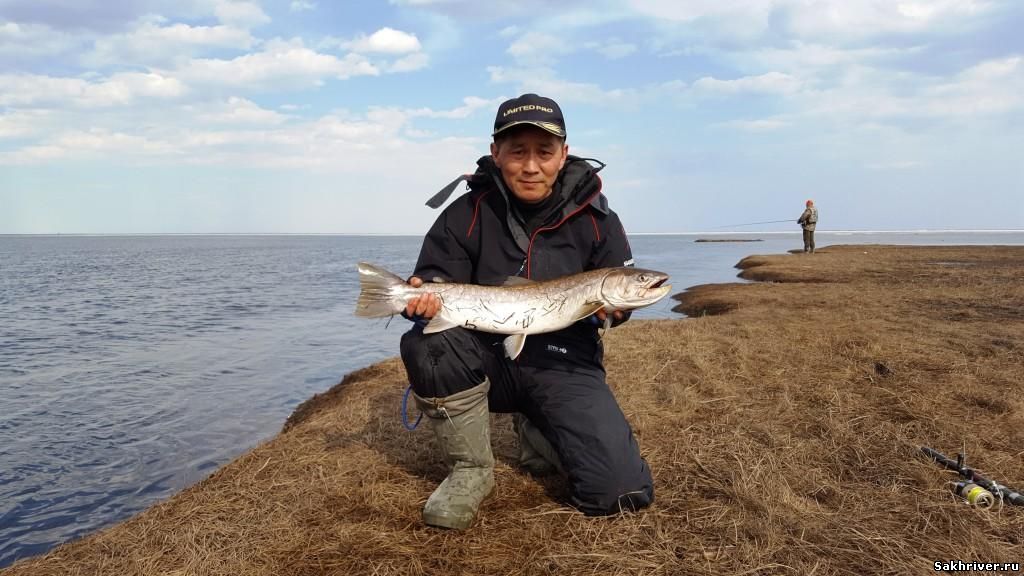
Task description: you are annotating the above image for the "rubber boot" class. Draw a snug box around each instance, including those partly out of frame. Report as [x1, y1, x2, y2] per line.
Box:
[413, 380, 495, 530]
[514, 413, 564, 476]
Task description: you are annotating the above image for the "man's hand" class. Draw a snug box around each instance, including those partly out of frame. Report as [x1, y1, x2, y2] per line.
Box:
[595, 309, 624, 324]
[405, 276, 441, 320]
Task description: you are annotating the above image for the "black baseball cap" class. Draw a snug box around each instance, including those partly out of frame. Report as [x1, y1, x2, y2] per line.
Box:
[492, 93, 566, 139]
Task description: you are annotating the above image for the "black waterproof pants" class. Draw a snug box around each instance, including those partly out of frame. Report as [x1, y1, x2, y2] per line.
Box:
[400, 325, 654, 516]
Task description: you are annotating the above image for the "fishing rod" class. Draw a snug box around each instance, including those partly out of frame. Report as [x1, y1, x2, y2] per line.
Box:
[921, 446, 1024, 506]
[714, 219, 795, 229]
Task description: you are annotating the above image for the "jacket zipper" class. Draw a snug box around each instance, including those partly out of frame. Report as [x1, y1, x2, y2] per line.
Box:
[525, 187, 602, 279]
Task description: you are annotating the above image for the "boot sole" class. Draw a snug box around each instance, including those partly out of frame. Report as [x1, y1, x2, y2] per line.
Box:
[423, 511, 474, 530]
[422, 483, 495, 530]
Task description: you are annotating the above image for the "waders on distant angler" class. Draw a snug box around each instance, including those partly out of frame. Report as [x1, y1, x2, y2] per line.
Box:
[798, 200, 818, 253]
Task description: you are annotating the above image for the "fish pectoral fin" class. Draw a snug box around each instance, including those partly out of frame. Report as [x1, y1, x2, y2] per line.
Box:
[598, 314, 612, 341]
[422, 315, 459, 334]
[503, 334, 527, 359]
[571, 302, 606, 323]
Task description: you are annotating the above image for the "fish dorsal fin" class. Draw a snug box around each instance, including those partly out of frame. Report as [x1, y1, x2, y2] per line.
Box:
[572, 302, 606, 323]
[502, 276, 534, 287]
[422, 315, 459, 334]
[503, 334, 527, 359]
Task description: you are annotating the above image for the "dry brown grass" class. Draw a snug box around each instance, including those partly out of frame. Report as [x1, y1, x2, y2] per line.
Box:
[4, 244, 1023, 576]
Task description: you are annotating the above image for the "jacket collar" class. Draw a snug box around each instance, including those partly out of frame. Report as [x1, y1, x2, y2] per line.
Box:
[425, 154, 606, 213]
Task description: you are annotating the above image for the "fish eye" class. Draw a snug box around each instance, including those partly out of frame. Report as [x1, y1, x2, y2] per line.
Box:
[637, 273, 648, 282]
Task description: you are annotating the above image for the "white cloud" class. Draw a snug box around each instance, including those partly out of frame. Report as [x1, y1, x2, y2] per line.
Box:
[0, 110, 52, 139]
[404, 127, 435, 138]
[304, 112, 401, 142]
[721, 118, 789, 131]
[629, 0, 776, 40]
[629, 0, 775, 23]
[289, 1, 317, 12]
[488, 67, 697, 109]
[90, 71, 188, 102]
[389, 0, 460, 4]
[743, 42, 913, 74]
[488, 66, 637, 105]
[214, 1, 271, 27]
[923, 56, 1024, 116]
[405, 95, 505, 119]
[318, 28, 428, 73]
[0, 72, 186, 108]
[345, 27, 421, 54]
[194, 97, 291, 125]
[176, 39, 379, 88]
[54, 129, 178, 155]
[0, 89, 497, 168]
[5, 128, 177, 163]
[693, 71, 802, 95]
[507, 31, 572, 64]
[784, 0, 996, 40]
[86, 20, 257, 66]
[626, 0, 1001, 56]
[789, 56, 1024, 124]
[595, 42, 637, 59]
[389, 52, 429, 72]
[0, 21, 79, 59]
[5, 144, 66, 163]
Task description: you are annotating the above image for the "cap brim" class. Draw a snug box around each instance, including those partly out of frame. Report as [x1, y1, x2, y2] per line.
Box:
[492, 120, 565, 138]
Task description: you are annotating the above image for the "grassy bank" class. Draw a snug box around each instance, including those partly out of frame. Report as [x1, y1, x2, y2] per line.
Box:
[4, 245, 1022, 575]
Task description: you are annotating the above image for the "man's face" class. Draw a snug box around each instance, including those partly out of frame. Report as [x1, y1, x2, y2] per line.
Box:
[490, 127, 568, 203]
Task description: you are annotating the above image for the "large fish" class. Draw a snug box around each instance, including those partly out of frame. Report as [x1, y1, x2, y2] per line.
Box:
[355, 262, 672, 359]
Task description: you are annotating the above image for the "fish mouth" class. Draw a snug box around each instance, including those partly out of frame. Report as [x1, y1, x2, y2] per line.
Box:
[638, 274, 671, 302]
[643, 273, 670, 292]
[643, 284, 672, 301]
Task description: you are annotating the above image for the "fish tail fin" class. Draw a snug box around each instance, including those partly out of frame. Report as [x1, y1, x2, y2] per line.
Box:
[356, 262, 407, 318]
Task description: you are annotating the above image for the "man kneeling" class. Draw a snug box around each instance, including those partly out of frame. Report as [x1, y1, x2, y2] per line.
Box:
[400, 93, 654, 529]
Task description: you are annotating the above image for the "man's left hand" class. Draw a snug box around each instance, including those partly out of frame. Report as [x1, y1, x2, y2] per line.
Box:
[595, 309, 624, 324]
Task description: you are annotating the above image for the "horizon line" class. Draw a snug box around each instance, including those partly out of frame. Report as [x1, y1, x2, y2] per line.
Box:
[2, 229, 1023, 238]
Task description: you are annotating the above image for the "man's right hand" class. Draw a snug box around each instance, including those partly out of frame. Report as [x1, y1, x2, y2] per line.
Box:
[405, 276, 441, 320]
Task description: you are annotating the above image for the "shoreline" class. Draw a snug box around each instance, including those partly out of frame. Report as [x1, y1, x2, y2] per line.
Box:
[4, 244, 1022, 575]
[2, 229, 1023, 238]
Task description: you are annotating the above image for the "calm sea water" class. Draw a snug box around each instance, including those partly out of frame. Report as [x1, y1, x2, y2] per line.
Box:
[1, 231, 1022, 566]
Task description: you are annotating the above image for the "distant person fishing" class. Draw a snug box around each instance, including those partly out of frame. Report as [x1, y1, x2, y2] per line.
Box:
[798, 199, 819, 253]
[362, 94, 658, 530]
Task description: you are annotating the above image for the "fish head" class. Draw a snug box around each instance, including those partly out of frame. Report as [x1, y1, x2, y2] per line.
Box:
[599, 267, 672, 310]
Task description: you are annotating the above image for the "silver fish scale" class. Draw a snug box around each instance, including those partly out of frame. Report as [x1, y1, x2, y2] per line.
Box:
[406, 270, 608, 335]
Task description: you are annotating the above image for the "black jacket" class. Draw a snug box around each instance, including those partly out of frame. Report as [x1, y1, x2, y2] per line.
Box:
[413, 154, 634, 369]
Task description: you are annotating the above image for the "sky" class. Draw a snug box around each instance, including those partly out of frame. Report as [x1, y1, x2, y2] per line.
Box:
[1, 0, 1022, 234]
